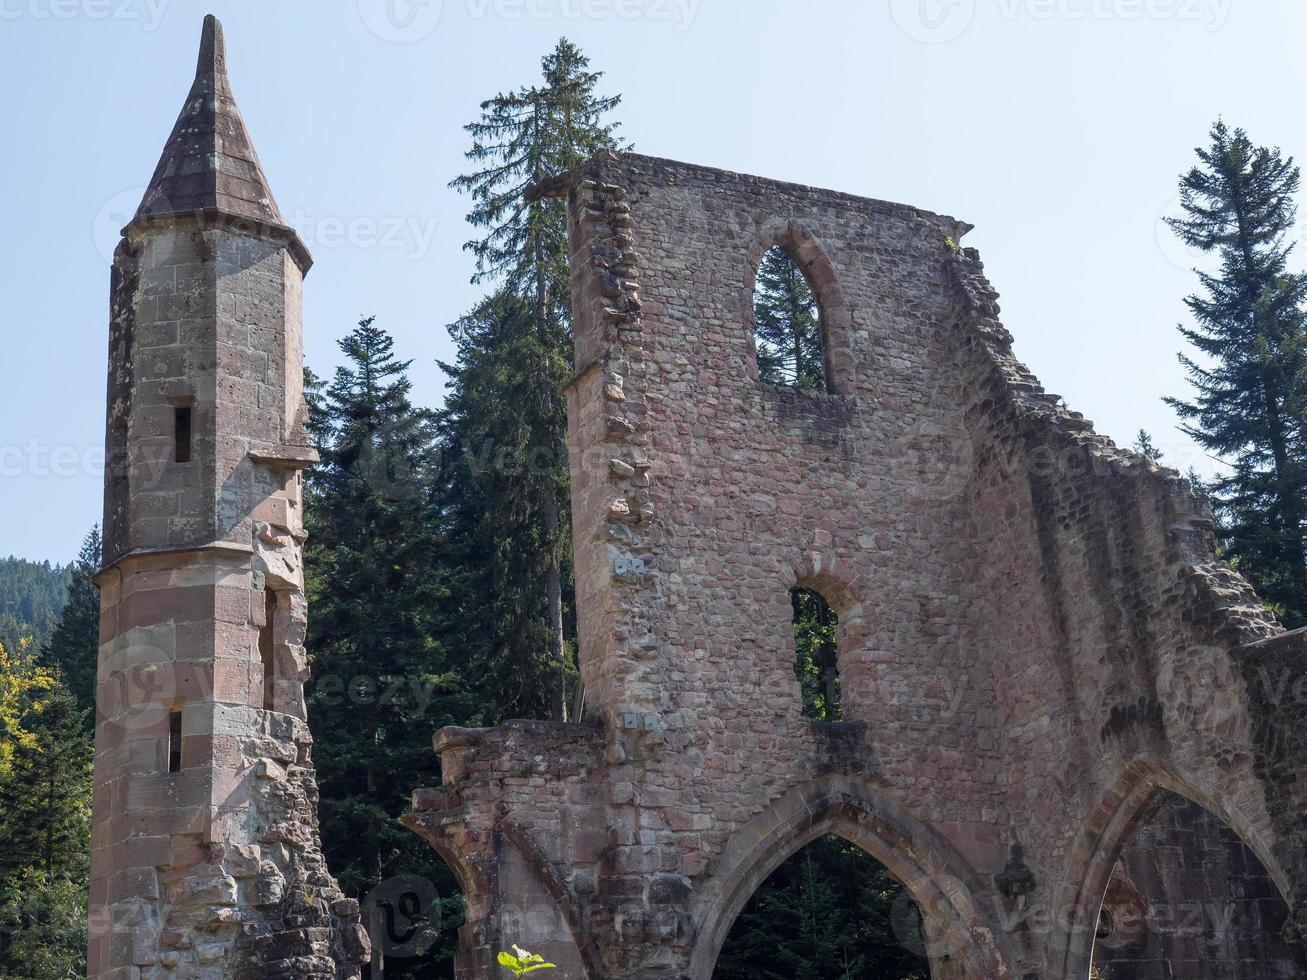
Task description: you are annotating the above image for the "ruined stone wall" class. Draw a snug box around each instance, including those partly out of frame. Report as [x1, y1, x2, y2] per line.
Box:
[409, 153, 1307, 980]
[950, 250, 1303, 976]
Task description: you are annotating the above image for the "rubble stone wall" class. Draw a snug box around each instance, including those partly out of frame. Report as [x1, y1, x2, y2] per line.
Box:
[410, 153, 1307, 979]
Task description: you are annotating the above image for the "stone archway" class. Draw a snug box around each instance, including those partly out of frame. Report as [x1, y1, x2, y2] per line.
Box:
[1054, 760, 1294, 979]
[687, 776, 1016, 979]
[402, 804, 600, 980]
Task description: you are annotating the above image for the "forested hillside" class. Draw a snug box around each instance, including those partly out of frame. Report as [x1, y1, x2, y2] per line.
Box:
[0, 557, 72, 653]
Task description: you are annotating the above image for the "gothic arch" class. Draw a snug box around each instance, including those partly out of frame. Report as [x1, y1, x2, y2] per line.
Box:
[1053, 758, 1290, 978]
[497, 819, 603, 979]
[687, 775, 1016, 978]
[745, 219, 855, 393]
[398, 814, 493, 968]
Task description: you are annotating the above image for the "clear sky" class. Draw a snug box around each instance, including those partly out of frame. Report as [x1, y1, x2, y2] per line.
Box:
[2, 0, 1305, 563]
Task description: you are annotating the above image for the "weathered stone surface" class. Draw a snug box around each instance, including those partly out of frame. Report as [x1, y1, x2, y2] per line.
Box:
[90, 17, 366, 980]
[407, 153, 1307, 979]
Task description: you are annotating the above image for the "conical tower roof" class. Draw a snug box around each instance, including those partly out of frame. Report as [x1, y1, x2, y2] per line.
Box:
[134, 15, 284, 225]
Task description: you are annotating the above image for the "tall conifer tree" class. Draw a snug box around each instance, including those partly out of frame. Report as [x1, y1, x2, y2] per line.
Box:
[1166, 122, 1307, 626]
[753, 246, 825, 391]
[444, 39, 624, 719]
[41, 527, 101, 720]
[0, 668, 91, 979]
[304, 319, 470, 977]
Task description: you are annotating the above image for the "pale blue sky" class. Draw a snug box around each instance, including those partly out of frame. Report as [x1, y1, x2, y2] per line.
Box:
[2, 0, 1305, 563]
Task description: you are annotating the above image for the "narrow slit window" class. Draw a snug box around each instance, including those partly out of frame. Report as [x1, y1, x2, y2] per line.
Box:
[792, 587, 841, 720]
[168, 710, 182, 773]
[260, 588, 278, 711]
[753, 246, 827, 392]
[174, 406, 192, 463]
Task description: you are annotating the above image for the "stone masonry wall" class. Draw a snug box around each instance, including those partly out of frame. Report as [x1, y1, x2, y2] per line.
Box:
[91, 215, 366, 979]
[409, 153, 1307, 980]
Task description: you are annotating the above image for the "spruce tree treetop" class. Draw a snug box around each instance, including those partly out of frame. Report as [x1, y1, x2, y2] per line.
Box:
[443, 38, 625, 720]
[1166, 121, 1307, 626]
[40, 527, 100, 719]
[451, 37, 625, 302]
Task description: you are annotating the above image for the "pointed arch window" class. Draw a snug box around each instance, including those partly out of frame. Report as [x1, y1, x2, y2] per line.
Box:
[753, 246, 828, 392]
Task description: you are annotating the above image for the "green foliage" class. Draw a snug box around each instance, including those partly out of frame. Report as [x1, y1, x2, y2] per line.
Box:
[0, 869, 88, 979]
[1166, 121, 1307, 627]
[0, 557, 72, 654]
[792, 588, 840, 721]
[304, 318, 473, 977]
[0, 662, 91, 979]
[0, 638, 56, 781]
[438, 292, 575, 721]
[753, 246, 825, 391]
[1132, 429, 1165, 462]
[451, 37, 625, 300]
[40, 528, 101, 720]
[443, 38, 625, 721]
[497, 945, 556, 975]
[714, 834, 929, 980]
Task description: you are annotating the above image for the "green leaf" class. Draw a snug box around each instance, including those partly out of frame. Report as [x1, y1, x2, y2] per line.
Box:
[497, 951, 524, 975]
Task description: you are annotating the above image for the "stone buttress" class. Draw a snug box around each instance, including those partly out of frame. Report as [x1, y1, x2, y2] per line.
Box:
[90, 17, 368, 979]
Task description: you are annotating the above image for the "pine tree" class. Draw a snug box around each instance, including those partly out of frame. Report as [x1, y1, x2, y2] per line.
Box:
[304, 318, 473, 977]
[437, 292, 571, 720]
[0, 677, 91, 979]
[41, 527, 101, 719]
[754, 246, 825, 391]
[1132, 430, 1165, 462]
[445, 39, 624, 719]
[0, 685, 91, 881]
[1166, 122, 1307, 627]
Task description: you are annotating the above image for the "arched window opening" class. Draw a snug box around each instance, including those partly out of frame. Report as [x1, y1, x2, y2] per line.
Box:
[714, 834, 929, 979]
[793, 587, 840, 721]
[753, 245, 827, 392]
[260, 587, 278, 712]
[1090, 790, 1296, 979]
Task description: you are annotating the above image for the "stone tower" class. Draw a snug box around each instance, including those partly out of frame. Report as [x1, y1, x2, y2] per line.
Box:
[91, 16, 367, 978]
